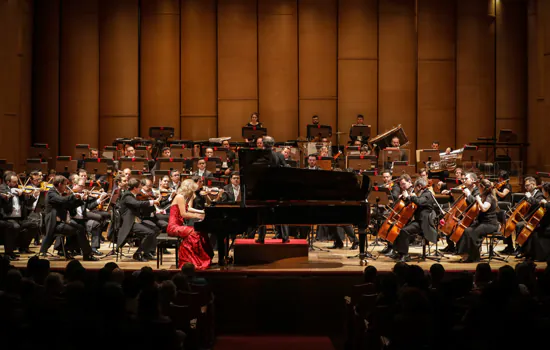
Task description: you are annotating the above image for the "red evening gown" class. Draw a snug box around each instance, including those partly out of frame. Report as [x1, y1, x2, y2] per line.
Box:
[167, 204, 213, 270]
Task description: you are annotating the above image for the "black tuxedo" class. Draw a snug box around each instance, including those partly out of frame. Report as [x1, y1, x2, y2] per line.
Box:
[138, 192, 169, 232]
[0, 187, 39, 253]
[57, 196, 105, 251]
[393, 188, 437, 255]
[221, 184, 240, 203]
[193, 170, 213, 179]
[39, 188, 92, 257]
[117, 191, 160, 254]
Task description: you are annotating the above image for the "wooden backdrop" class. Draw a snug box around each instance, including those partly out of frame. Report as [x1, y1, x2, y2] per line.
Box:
[3, 0, 547, 172]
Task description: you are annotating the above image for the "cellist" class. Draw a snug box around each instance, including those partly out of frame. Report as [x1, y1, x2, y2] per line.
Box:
[390, 177, 437, 262]
[380, 173, 411, 257]
[520, 182, 550, 261]
[456, 179, 499, 263]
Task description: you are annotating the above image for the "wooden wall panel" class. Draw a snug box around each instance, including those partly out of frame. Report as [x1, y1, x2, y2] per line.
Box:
[527, 0, 542, 172]
[140, 0, 180, 138]
[59, 0, 99, 157]
[32, 0, 59, 158]
[217, 0, 258, 138]
[180, 0, 217, 140]
[456, 0, 495, 150]
[542, 0, 550, 172]
[378, 0, 417, 160]
[338, 0, 378, 137]
[417, 0, 456, 151]
[298, 0, 337, 142]
[258, 0, 298, 143]
[99, 0, 139, 148]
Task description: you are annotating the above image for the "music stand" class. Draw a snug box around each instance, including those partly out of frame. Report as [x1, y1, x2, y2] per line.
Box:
[74, 144, 90, 161]
[149, 126, 175, 139]
[102, 146, 117, 160]
[381, 148, 403, 165]
[350, 125, 371, 140]
[367, 187, 391, 206]
[55, 156, 77, 175]
[83, 158, 114, 178]
[242, 126, 267, 141]
[169, 144, 193, 158]
[462, 145, 483, 163]
[204, 179, 225, 188]
[134, 145, 149, 159]
[0, 160, 14, 172]
[286, 159, 298, 168]
[417, 149, 440, 164]
[393, 161, 415, 176]
[157, 157, 186, 173]
[26, 159, 48, 174]
[29, 143, 51, 160]
[498, 129, 517, 143]
[130, 170, 149, 181]
[118, 157, 148, 172]
[347, 155, 376, 171]
[314, 156, 333, 171]
[307, 124, 332, 140]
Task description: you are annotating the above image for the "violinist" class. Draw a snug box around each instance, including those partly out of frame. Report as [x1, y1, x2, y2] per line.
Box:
[391, 177, 437, 262]
[504, 176, 545, 256]
[0, 173, 40, 259]
[38, 175, 98, 261]
[418, 168, 434, 195]
[138, 178, 169, 232]
[456, 179, 499, 263]
[381, 174, 413, 257]
[520, 182, 550, 261]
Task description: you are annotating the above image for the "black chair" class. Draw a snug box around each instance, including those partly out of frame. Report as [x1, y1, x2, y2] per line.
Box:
[53, 233, 68, 260]
[156, 233, 181, 268]
[481, 201, 511, 262]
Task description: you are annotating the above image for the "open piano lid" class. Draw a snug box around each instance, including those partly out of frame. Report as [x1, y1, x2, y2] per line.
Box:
[238, 149, 371, 203]
[368, 124, 409, 150]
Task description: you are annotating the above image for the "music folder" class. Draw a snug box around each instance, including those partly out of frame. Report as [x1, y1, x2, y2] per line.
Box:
[368, 186, 391, 206]
[350, 125, 371, 140]
[83, 158, 114, 176]
[307, 124, 332, 140]
[55, 156, 77, 174]
[242, 126, 267, 140]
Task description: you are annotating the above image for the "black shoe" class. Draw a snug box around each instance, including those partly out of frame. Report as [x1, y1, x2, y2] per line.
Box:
[499, 247, 514, 255]
[255, 239, 265, 244]
[91, 248, 103, 256]
[133, 252, 148, 262]
[18, 248, 35, 254]
[440, 245, 454, 253]
[350, 242, 359, 250]
[4, 253, 19, 261]
[328, 244, 344, 249]
[388, 251, 399, 259]
[83, 255, 99, 261]
[399, 254, 411, 262]
[162, 248, 170, 254]
[384, 249, 395, 257]
[282, 238, 290, 244]
[380, 246, 391, 254]
[143, 252, 155, 260]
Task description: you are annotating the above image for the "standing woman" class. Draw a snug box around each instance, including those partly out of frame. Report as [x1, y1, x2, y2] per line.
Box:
[456, 179, 499, 263]
[244, 112, 264, 143]
[167, 179, 213, 269]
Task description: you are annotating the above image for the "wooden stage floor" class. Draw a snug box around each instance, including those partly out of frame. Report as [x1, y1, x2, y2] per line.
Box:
[8, 235, 539, 273]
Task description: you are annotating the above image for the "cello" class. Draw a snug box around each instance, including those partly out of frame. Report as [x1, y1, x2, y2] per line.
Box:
[377, 199, 407, 241]
[384, 193, 419, 243]
[502, 199, 531, 238]
[516, 203, 547, 246]
[439, 184, 468, 236]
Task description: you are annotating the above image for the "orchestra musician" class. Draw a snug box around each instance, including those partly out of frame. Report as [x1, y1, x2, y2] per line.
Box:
[456, 179, 499, 263]
[390, 136, 408, 162]
[169, 170, 181, 190]
[38, 175, 98, 261]
[507, 176, 545, 257]
[349, 114, 366, 143]
[256, 137, 264, 148]
[306, 155, 321, 170]
[204, 147, 214, 158]
[439, 167, 464, 195]
[193, 158, 213, 179]
[117, 178, 161, 262]
[221, 139, 236, 175]
[521, 182, 550, 262]
[390, 177, 437, 262]
[0, 173, 40, 259]
[380, 174, 413, 257]
[125, 146, 136, 158]
[244, 112, 263, 143]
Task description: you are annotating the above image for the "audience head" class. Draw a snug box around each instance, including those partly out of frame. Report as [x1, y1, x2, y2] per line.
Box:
[172, 272, 191, 292]
[65, 260, 86, 283]
[363, 266, 377, 284]
[429, 263, 445, 287]
[45, 272, 64, 296]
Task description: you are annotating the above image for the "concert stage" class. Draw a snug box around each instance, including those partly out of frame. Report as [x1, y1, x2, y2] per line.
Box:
[9, 236, 527, 274]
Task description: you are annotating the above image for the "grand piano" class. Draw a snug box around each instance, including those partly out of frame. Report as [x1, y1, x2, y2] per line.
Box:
[194, 149, 372, 263]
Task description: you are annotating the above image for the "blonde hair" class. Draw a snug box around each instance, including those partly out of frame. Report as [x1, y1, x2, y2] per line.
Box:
[177, 178, 198, 198]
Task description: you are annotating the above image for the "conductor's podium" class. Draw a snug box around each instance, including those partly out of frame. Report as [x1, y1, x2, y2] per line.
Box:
[233, 239, 309, 265]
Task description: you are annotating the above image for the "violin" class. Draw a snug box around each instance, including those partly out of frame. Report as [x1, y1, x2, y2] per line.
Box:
[516, 202, 547, 246]
[136, 191, 158, 201]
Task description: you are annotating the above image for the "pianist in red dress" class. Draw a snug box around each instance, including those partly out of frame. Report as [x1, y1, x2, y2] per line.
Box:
[167, 179, 213, 269]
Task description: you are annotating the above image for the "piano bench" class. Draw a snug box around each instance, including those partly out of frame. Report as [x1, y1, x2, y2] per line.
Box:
[156, 234, 181, 269]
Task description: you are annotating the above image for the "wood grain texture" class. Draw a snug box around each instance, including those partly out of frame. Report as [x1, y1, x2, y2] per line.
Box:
[338, 0, 378, 138]
[59, 0, 99, 156]
[298, 0, 337, 141]
[456, 0, 495, 149]
[217, 0, 258, 138]
[378, 0, 417, 159]
[417, 0, 456, 151]
[258, 0, 298, 143]
[180, 0, 217, 139]
[99, 0, 139, 148]
[140, 0, 181, 138]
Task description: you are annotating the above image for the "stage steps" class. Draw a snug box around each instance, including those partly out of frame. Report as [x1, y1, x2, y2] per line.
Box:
[233, 239, 309, 265]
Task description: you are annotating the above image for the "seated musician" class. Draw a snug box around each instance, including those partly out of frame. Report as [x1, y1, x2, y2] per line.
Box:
[349, 114, 366, 144]
[139, 178, 169, 232]
[442, 172, 480, 254]
[256, 137, 264, 148]
[521, 182, 550, 261]
[204, 147, 214, 158]
[167, 179, 213, 269]
[77, 168, 88, 181]
[456, 179, 499, 263]
[510, 176, 545, 257]
[318, 146, 329, 157]
[390, 177, 437, 262]
[390, 136, 408, 162]
[38, 175, 98, 261]
[281, 147, 292, 161]
[151, 147, 171, 174]
[193, 158, 213, 179]
[439, 167, 464, 194]
[418, 168, 434, 195]
[431, 140, 452, 154]
[117, 178, 161, 262]
[0, 173, 40, 259]
[379, 171, 403, 256]
[221, 139, 236, 175]
[306, 155, 320, 170]
[496, 171, 514, 254]
[169, 170, 181, 190]
[125, 145, 136, 158]
[62, 178, 109, 257]
[122, 168, 132, 179]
